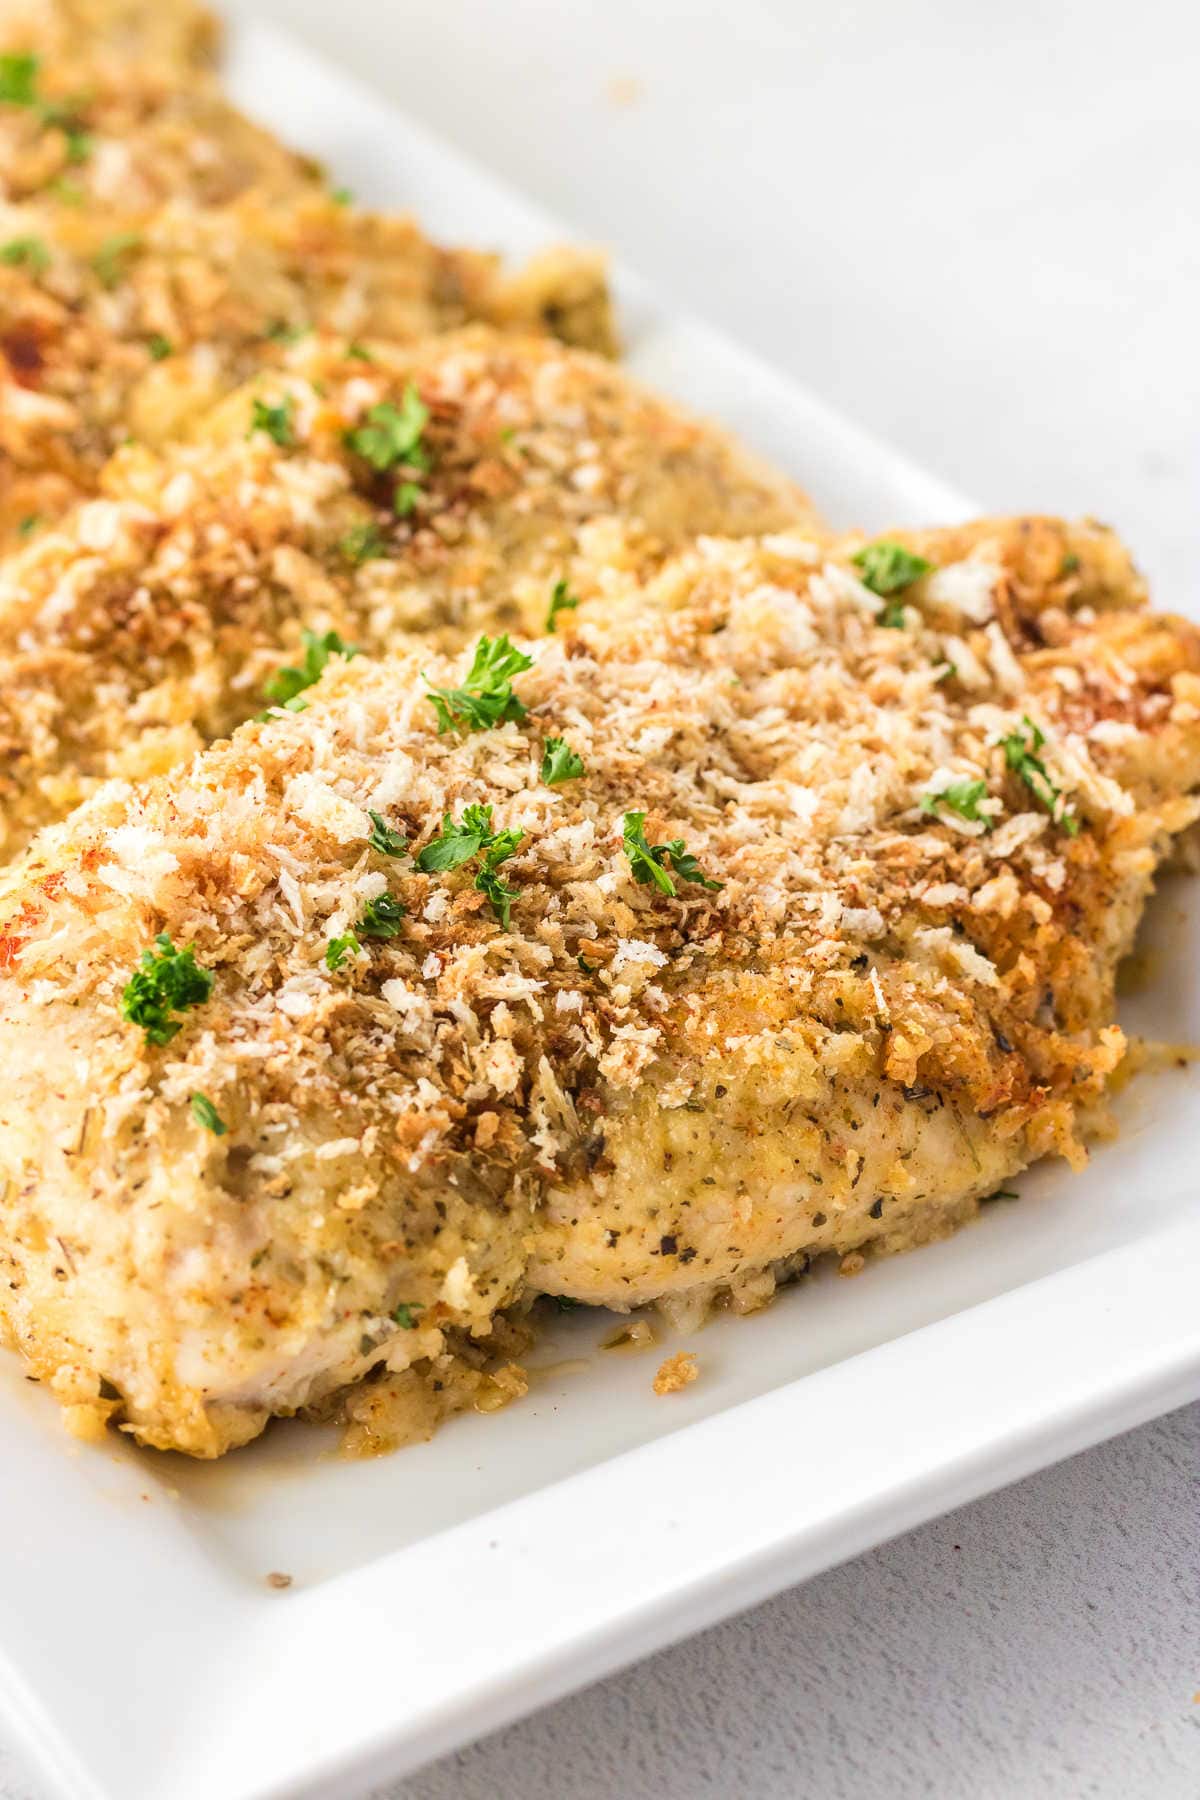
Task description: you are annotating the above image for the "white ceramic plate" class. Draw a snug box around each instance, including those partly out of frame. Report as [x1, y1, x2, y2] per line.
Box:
[2, 17, 1198, 1800]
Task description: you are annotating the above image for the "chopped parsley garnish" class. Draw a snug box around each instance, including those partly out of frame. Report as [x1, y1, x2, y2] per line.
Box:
[392, 1302, 422, 1328]
[92, 232, 141, 289]
[919, 778, 992, 829]
[546, 578, 580, 633]
[249, 395, 295, 448]
[340, 521, 385, 565]
[346, 341, 374, 362]
[265, 318, 306, 344]
[367, 810, 406, 857]
[330, 185, 354, 206]
[541, 735, 584, 785]
[415, 803, 525, 926]
[1000, 715, 1080, 835]
[120, 934, 213, 1046]
[1060, 553, 1081, 576]
[263, 628, 358, 710]
[622, 811, 722, 897]
[63, 123, 90, 164]
[146, 333, 172, 361]
[577, 953, 598, 975]
[0, 235, 48, 272]
[425, 633, 532, 734]
[394, 480, 421, 518]
[985, 1188, 1020, 1202]
[0, 52, 39, 106]
[325, 932, 361, 972]
[344, 385, 429, 474]
[358, 892, 406, 939]
[852, 540, 934, 597]
[876, 596, 908, 629]
[17, 513, 40, 537]
[190, 1093, 227, 1136]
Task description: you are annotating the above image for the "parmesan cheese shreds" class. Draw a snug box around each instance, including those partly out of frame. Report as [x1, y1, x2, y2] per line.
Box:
[0, 515, 1197, 1456]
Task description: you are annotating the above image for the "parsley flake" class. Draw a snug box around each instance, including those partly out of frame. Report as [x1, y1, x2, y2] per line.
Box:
[546, 578, 579, 633]
[249, 395, 295, 448]
[330, 185, 354, 206]
[425, 633, 533, 734]
[92, 232, 141, 290]
[541, 736, 584, 785]
[146, 332, 172, 361]
[339, 521, 385, 565]
[346, 341, 374, 362]
[190, 1093, 227, 1136]
[0, 52, 39, 106]
[876, 596, 908, 629]
[919, 778, 992, 829]
[325, 932, 361, 972]
[367, 810, 406, 857]
[1000, 715, 1080, 834]
[0, 235, 48, 272]
[17, 513, 40, 537]
[394, 480, 421, 517]
[415, 804, 525, 926]
[263, 628, 358, 709]
[358, 892, 406, 939]
[622, 812, 722, 897]
[392, 1302, 422, 1329]
[344, 385, 429, 473]
[852, 540, 934, 598]
[120, 933, 213, 1046]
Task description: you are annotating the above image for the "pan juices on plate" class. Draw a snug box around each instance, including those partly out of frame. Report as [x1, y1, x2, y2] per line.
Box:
[0, 516, 1195, 1455]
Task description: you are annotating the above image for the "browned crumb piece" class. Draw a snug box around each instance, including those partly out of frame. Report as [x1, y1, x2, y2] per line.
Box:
[265, 1571, 293, 1590]
[652, 1351, 698, 1395]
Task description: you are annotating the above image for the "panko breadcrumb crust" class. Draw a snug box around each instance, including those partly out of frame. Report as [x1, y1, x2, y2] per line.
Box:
[0, 326, 810, 860]
[0, 0, 615, 543]
[0, 517, 1196, 1455]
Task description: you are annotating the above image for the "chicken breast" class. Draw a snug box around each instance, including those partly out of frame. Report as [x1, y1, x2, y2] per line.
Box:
[0, 190, 614, 541]
[0, 326, 810, 860]
[0, 516, 1194, 1456]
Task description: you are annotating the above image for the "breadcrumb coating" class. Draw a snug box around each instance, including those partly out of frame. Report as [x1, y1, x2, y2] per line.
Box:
[0, 516, 1194, 1454]
[0, 327, 810, 859]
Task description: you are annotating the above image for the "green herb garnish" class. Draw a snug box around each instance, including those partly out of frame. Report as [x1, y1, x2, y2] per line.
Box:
[392, 1302, 422, 1328]
[876, 596, 908, 629]
[541, 736, 584, 785]
[358, 892, 406, 939]
[330, 185, 353, 206]
[249, 395, 295, 448]
[146, 332, 172, 361]
[120, 933, 213, 1046]
[425, 633, 532, 734]
[325, 932, 361, 972]
[0, 53, 39, 106]
[919, 778, 992, 829]
[263, 627, 358, 709]
[394, 480, 421, 517]
[17, 513, 40, 537]
[415, 803, 524, 926]
[1000, 715, 1080, 835]
[852, 540, 934, 598]
[546, 578, 579, 633]
[92, 232, 141, 289]
[339, 521, 385, 565]
[346, 341, 374, 362]
[344, 385, 429, 473]
[367, 810, 406, 857]
[190, 1093, 227, 1136]
[622, 812, 722, 897]
[265, 318, 306, 344]
[0, 236, 48, 272]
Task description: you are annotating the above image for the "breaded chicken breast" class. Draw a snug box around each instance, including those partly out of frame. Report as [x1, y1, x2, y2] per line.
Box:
[0, 327, 810, 859]
[0, 517, 1194, 1455]
[0, 190, 614, 542]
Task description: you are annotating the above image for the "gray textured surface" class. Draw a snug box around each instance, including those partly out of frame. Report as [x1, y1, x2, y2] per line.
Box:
[387, 1407, 1200, 1800]
[2, 1, 1199, 1795]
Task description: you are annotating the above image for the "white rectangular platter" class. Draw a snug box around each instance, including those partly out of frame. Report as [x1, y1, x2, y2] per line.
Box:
[1, 17, 1198, 1800]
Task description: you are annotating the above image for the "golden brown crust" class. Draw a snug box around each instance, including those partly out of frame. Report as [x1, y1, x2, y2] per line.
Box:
[0, 516, 1193, 1454]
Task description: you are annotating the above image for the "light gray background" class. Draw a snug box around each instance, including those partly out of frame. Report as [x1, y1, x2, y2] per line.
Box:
[4, 2, 1198, 1796]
